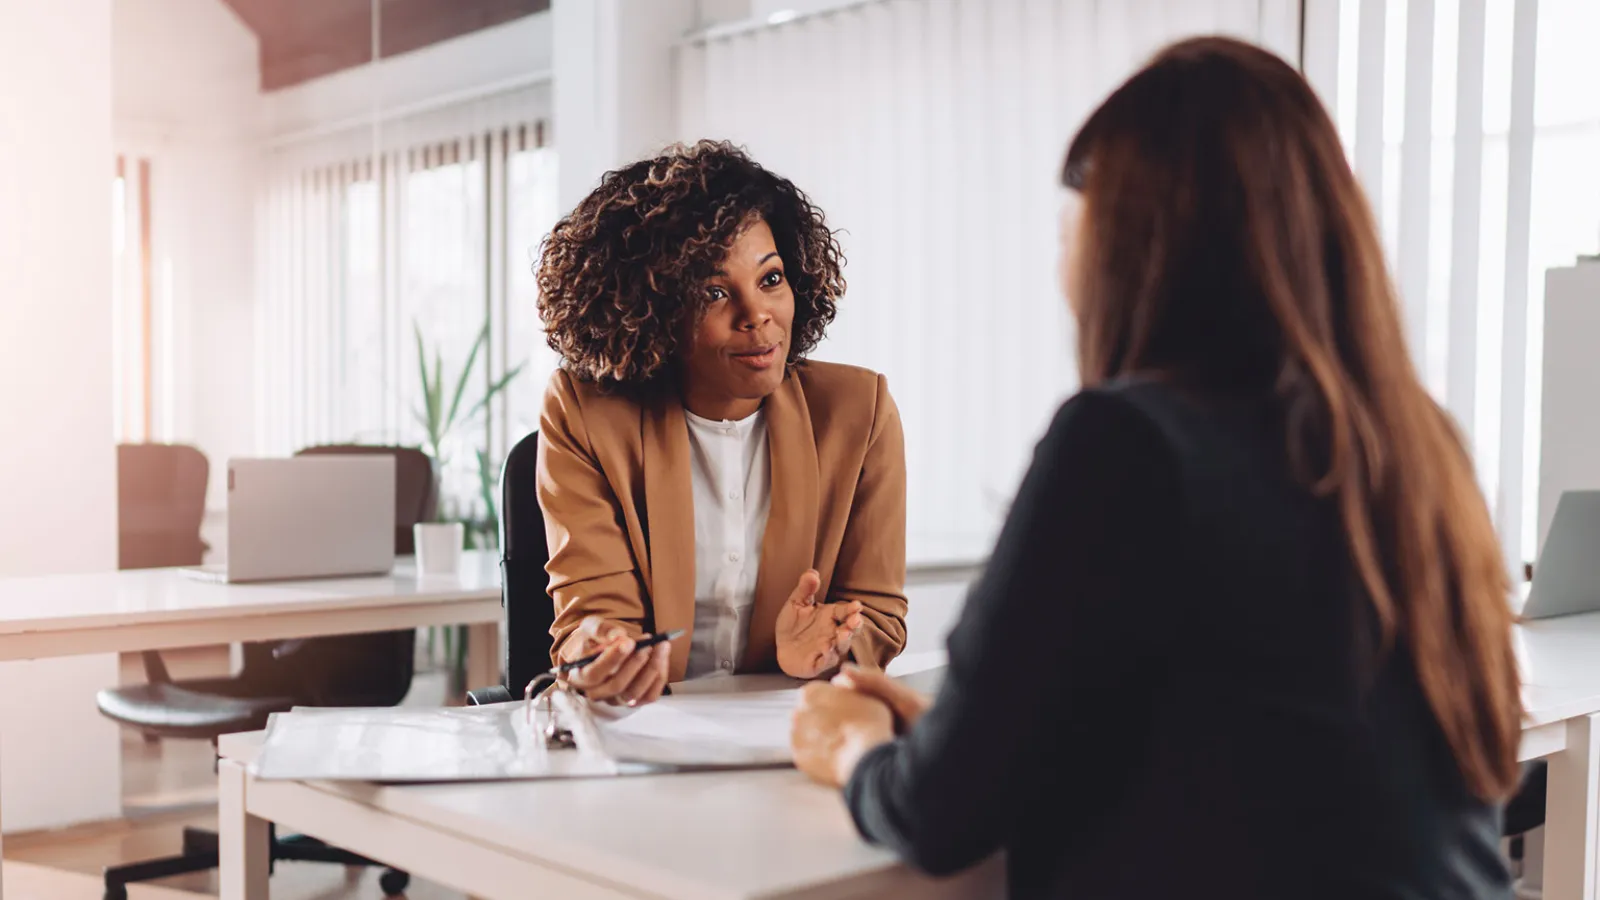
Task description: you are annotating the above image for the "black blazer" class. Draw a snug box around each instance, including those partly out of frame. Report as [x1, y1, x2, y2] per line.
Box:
[845, 380, 1510, 900]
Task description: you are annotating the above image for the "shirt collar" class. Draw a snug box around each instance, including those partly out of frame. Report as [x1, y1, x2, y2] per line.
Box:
[684, 406, 764, 438]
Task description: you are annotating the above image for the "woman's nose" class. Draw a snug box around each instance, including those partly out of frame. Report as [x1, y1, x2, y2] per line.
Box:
[736, 295, 772, 328]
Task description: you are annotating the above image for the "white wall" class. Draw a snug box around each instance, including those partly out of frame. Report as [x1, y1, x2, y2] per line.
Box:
[115, 0, 263, 513]
[678, 0, 1302, 561]
[0, 0, 124, 831]
[113, 0, 258, 135]
[554, 0, 696, 209]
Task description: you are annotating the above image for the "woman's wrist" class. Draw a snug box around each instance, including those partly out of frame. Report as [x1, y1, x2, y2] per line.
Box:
[833, 722, 894, 786]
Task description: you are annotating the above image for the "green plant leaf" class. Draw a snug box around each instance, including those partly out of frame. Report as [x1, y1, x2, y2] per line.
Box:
[414, 325, 440, 454]
[444, 324, 489, 437]
[431, 350, 444, 437]
[461, 361, 527, 424]
[476, 448, 499, 548]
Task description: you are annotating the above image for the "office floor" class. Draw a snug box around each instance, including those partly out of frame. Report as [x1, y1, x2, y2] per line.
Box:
[5, 669, 467, 900]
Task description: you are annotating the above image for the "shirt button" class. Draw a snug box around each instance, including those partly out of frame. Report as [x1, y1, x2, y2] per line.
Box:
[728, 551, 741, 562]
[720, 659, 734, 671]
[727, 489, 740, 501]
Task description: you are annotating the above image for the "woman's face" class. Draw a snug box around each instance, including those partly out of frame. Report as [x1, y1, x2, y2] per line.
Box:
[680, 216, 796, 420]
[1057, 190, 1087, 319]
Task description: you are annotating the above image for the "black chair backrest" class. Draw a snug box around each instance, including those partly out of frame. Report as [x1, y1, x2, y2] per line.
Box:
[118, 443, 209, 570]
[500, 430, 553, 694]
[254, 444, 438, 707]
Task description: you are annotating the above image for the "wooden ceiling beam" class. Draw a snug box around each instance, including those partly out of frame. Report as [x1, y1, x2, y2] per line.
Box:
[218, 0, 547, 92]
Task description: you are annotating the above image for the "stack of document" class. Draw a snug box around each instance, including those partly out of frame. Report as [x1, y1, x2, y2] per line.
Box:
[252, 687, 800, 782]
[587, 688, 797, 768]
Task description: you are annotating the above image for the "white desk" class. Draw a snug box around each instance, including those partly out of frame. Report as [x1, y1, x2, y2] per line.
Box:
[216, 670, 1003, 900]
[0, 552, 504, 900]
[212, 615, 1600, 900]
[1514, 613, 1600, 899]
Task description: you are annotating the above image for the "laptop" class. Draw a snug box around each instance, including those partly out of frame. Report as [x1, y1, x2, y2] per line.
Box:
[184, 456, 397, 584]
[1524, 490, 1600, 620]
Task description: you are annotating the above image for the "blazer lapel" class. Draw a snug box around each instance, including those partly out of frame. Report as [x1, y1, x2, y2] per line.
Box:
[642, 395, 696, 681]
[743, 373, 820, 671]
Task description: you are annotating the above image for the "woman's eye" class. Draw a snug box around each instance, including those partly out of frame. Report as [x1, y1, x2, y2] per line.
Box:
[707, 287, 727, 301]
[761, 270, 784, 287]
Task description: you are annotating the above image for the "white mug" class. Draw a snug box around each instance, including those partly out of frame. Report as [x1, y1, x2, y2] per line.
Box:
[413, 522, 465, 576]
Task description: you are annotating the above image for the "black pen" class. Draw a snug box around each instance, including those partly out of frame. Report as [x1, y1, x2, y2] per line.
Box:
[549, 629, 686, 675]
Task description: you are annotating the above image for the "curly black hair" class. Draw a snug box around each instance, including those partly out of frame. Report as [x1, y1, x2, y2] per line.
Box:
[535, 140, 845, 391]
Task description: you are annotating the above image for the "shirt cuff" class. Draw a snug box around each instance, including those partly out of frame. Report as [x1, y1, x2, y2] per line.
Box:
[842, 738, 902, 845]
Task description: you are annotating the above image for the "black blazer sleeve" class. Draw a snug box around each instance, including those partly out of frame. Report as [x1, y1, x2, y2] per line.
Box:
[843, 390, 1186, 875]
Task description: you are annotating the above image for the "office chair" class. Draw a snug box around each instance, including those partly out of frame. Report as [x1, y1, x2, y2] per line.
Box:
[94, 445, 434, 900]
[262, 444, 437, 709]
[117, 443, 209, 570]
[115, 443, 210, 745]
[468, 430, 553, 705]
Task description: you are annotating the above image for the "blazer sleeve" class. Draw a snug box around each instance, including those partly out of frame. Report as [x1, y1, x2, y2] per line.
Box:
[832, 374, 910, 669]
[842, 391, 1184, 874]
[537, 371, 650, 663]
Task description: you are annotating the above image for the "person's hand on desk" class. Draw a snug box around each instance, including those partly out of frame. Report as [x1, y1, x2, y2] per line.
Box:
[776, 569, 865, 679]
[561, 616, 671, 706]
[791, 666, 932, 787]
[833, 666, 930, 729]
[791, 678, 895, 788]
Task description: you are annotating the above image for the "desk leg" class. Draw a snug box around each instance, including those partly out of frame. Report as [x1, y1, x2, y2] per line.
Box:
[466, 621, 501, 691]
[219, 759, 269, 900]
[0, 732, 7, 900]
[1545, 714, 1600, 900]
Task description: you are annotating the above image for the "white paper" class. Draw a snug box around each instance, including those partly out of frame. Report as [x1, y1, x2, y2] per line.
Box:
[585, 688, 798, 768]
[251, 687, 803, 782]
[252, 703, 622, 782]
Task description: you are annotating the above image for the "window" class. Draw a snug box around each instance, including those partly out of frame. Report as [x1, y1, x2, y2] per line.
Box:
[1321, 0, 1600, 567]
[111, 154, 164, 443]
[258, 119, 561, 528]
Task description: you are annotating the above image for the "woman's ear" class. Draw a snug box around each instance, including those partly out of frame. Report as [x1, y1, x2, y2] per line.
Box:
[1057, 192, 1087, 318]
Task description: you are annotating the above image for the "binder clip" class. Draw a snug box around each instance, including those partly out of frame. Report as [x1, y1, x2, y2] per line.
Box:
[523, 673, 578, 750]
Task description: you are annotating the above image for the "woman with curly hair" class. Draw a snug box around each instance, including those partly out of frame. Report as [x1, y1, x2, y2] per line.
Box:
[533, 141, 907, 706]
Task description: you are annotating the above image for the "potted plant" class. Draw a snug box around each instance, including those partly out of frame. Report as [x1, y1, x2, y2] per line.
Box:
[413, 321, 524, 693]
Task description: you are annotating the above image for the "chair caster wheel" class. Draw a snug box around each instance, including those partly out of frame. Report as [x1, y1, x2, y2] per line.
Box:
[380, 868, 410, 896]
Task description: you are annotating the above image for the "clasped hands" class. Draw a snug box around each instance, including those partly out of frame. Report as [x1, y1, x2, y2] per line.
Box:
[561, 569, 867, 705]
[790, 664, 931, 788]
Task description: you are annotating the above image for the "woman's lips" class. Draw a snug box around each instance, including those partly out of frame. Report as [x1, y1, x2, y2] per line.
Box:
[731, 344, 780, 370]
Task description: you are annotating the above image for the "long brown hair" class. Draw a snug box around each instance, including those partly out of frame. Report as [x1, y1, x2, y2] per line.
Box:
[1063, 36, 1521, 800]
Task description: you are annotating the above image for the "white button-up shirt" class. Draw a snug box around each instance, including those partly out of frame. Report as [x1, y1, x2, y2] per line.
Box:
[683, 407, 772, 679]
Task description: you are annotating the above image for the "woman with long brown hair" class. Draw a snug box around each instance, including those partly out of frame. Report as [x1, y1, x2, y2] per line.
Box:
[791, 36, 1521, 898]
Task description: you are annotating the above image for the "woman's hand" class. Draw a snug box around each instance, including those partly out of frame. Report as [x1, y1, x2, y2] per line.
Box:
[832, 665, 931, 732]
[791, 681, 895, 787]
[775, 569, 865, 679]
[560, 616, 671, 706]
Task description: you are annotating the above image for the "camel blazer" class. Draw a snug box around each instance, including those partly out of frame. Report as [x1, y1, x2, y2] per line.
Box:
[536, 360, 909, 682]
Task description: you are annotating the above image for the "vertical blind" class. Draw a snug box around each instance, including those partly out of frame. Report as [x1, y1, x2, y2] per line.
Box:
[679, 0, 1301, 562]
[111, 154, 164, 444]
[1306, 0, 1600, 570]
[257, 83, 560, 519]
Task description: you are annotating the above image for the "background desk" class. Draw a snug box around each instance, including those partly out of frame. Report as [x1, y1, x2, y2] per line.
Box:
[1516, 612, 1600, 900]
[0, 552, 502, 900]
